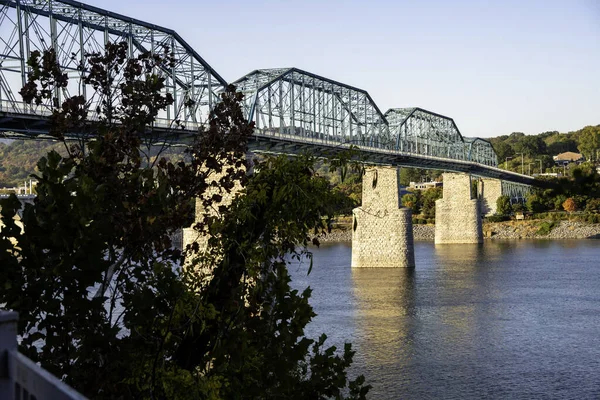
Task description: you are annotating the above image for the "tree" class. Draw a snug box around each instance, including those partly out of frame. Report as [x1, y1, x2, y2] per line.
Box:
[585, 198, 600, 214]
[420, 187, 442, 218]
[0, 43, 369, 399]
[563, 197, 577, 213]
[492, 141, 514, 163]
[496, 195, 512, 215]
[526, 192, 547, 213]
[577, 125, 600, 162]
[546, 135, 578, 155]
[399, 167, 423, 186]
[514, 135, 547, 157]
[401, 191, 421, 215]
[333, 172, 362, 215]
[554, 194, 568, 211]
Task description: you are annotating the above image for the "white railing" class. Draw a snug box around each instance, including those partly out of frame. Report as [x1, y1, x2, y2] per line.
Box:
[0, 311, 88, 400]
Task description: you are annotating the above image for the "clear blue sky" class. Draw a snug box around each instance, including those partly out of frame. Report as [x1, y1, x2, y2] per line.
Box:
[96, 0, 598, 138]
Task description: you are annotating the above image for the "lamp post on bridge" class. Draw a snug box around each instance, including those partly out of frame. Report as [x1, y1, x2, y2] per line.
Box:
[504, 156, 513, 170]
[535, 159, 543, 175]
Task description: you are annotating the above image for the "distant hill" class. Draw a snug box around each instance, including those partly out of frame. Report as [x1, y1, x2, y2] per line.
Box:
[0, 139, 186, 188]
[0, 140, 64, 187]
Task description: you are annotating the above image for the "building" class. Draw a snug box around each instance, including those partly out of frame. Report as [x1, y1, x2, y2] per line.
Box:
[409, 181, 443, 190]
[553, 152, 584, 166]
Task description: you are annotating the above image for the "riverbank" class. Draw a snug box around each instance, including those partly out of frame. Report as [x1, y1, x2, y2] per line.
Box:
[319, 219, 600, 242]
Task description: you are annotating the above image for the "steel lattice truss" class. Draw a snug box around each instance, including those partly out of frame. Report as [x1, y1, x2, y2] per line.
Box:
[232, 68, 390, 150]
[233, 73, 500, 167]
[502, 181, 531, 202]
[385, 108, 498, 167]
[0, 0, 226, 136]
[463, 137, 498, 167]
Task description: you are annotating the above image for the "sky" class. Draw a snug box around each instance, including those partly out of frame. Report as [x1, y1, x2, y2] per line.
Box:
[49, 1, 600, 137]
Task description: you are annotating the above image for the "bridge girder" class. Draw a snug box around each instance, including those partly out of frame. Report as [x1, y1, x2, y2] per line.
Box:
[0, 0, 226, 129]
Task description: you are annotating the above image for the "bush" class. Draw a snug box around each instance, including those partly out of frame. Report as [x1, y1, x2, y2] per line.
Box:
[585, 198, 600, 214]
[554, 195, 568, 211]
[536, 220, 558, 235]
[585, 214, 600, 223]
[512, 202, 525, 212]
[487, 214, 510, 223]
[563, 197, 577, 213]
[496, 196, 512, 215]
[526, 193, 547, 213]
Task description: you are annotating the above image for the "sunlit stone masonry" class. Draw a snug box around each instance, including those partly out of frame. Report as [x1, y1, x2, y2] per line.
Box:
[435, 172, 483, 244]
[478, 177, 503, 217]
[352, 167, 415, 268]
[182, 160, 248, 259]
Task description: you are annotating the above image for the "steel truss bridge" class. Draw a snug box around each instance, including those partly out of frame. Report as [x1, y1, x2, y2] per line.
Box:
[0, 0, 539, 194]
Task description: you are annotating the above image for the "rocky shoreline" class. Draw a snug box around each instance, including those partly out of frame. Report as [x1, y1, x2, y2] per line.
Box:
[318, 220, 600, 243]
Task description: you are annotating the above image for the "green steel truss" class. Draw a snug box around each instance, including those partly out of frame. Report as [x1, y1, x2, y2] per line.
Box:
[232, 68, 389, 149]
[385, 107, 496, 166]
[234, 71, 499, 168]
[0, 0, 226, 136]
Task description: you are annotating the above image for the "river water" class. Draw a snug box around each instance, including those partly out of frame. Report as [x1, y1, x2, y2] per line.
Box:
[289, 240, 600, 399]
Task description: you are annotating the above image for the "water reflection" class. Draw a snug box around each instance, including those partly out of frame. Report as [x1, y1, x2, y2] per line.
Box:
[351, 268, 416, 389]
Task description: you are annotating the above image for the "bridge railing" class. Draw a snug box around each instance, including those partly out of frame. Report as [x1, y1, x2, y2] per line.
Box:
[0, 311, 88, 400]
[0, 99, 203, 133]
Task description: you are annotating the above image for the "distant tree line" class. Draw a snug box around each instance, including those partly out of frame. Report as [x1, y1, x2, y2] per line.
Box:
[490, 125, 600, 174]
[494, 163, 600, 223]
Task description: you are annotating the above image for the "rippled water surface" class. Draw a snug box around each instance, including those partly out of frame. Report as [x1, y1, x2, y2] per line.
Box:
[289, 240, 600, 399]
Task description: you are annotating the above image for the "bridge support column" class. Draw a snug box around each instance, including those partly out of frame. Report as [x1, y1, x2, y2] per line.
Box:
[351, 167, 415, 268]
[435, 173, 483, 244]
[182, 160, 247, 256]
[479, 178, 503, 217]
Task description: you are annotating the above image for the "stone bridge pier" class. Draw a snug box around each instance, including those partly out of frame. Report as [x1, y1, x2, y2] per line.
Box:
[352, 167, 415, 268]
[479, 177, 503, 217]
[435, 172, 483, 244]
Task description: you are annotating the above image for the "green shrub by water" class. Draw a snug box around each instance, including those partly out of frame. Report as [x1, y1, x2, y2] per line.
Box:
[536, 220, 558, 235]
[487, 214, 510, 223]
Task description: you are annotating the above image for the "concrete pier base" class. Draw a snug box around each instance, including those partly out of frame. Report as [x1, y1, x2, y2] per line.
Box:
[351, 167, 415, 268]
[435, 172, 483, 244]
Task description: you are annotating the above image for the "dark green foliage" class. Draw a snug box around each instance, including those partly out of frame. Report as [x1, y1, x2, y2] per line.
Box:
[577, 125, 600, 162]
[512, 202, 526, 212]
[585, 198, 600, 214]
[402, 191, 421, 214]
[513, 135, 547, 157]
[536, 220, 558, 235]
[332, 172, 362, 215]
[421, 187, 443, 218]
[496, 195, 512, 215]
[492, 141, 514, 163]
[402, 187, 442, 220]
[184, 154, 370, 399]
[0, 42, 369, 399]
[486, 214, 510, 223]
